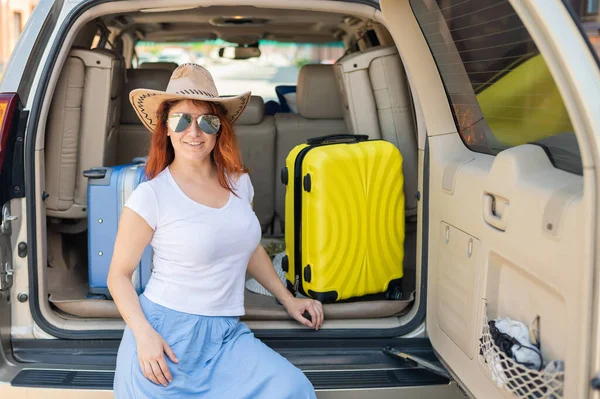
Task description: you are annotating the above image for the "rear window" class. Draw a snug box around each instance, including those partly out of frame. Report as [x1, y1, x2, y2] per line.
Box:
[410, 0, 583, 175]
[134, 40, 345, 103]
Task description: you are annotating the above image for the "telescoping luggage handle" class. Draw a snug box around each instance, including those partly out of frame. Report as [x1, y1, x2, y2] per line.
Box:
[281, 135, 369, 185]
[306, 134, 369, 145]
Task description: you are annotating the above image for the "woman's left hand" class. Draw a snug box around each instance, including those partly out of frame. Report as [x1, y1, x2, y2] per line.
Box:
[284, 297, 324, 330]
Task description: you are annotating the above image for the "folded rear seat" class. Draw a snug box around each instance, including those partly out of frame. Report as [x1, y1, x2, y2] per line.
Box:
[45, 47, 124, 220]
[334, 45, 419, 218]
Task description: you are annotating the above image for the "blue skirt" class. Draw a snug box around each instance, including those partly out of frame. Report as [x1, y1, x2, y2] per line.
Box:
[114, 294, 316, 398]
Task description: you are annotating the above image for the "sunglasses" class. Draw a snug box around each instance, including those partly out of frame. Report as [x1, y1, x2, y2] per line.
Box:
[167, 113, 222, 135]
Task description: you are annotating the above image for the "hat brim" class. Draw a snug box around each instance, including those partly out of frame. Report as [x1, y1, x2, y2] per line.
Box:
[129, 88, 252, 133]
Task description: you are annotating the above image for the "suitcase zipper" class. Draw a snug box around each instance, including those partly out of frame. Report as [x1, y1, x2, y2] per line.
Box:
[292, 145, 313, 297]
[294, 275, 300, 293]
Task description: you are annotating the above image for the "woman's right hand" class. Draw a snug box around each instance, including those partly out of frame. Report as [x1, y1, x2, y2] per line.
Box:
[135, 325, 179, 386]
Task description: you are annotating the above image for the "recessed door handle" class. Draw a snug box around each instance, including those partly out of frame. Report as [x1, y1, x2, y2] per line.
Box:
[483, 194, 509, 231]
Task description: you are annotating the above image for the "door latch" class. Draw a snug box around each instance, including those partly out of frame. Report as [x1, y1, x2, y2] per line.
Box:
[1, 205, 18, 234]
[1, 261, 13, 290]
[1, 204, 16, 290]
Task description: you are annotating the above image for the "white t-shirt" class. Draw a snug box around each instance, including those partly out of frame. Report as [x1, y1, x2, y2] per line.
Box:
[124, 166, 262, 316]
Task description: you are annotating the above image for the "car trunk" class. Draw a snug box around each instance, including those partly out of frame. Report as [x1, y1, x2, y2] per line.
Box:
[25, 1, 422, 339]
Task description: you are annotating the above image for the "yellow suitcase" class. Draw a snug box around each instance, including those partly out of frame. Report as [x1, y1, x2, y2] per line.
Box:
[281, 134, 405, 303]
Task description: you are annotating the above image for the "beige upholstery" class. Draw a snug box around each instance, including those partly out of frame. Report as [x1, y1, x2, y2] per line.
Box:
[47, 255, 414, 319]
[274, 64, 347, 231]
[334, 45, 418, 217]
[235, 96, 276, 232]
[296, 64, 344, 119]
[45, 48, 124, 219]
[139, 61, 178, 72]
[44, 56, 84, 216]
[117, 68, 172, 163]
[236, 95, 266, 125]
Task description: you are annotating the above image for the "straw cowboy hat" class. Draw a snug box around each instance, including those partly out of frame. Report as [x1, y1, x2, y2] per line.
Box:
[129, 63, 251, 132]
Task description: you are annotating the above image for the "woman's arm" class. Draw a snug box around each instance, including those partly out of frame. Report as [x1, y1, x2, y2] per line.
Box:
[246, 244, 324, 330]
[107, 208, 155, 335]
[107, 208, 178, 386]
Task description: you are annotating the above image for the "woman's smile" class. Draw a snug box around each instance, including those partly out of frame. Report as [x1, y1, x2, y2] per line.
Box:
[182, 140, 205, 147]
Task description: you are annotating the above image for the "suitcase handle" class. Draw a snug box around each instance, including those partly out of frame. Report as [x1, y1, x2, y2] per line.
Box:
[83, 168, 107, 179]
[306, 134, 369, 145]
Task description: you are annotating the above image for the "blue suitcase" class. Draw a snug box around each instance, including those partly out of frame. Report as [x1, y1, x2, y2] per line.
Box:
[84, 163, 152, 298]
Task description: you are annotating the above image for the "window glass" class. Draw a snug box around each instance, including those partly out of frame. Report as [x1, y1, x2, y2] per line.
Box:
[410, 0, 582, 175]
[134, 40, 345, 103]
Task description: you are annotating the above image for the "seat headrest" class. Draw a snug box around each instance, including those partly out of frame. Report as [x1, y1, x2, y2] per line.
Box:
[297, 64, 344, 119]
[139, 62, 179, 73]
[235, 96, 265, 125]
[121, 68, 172, 124]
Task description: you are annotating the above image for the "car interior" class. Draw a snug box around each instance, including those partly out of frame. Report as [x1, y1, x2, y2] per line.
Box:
[39, 6, 420, 332]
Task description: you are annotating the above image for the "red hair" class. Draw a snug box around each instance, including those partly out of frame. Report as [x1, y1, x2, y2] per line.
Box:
[145, 99, 248, 195]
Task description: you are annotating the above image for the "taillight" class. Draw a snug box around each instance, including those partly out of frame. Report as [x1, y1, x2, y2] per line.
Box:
[0, 93, 19, 176]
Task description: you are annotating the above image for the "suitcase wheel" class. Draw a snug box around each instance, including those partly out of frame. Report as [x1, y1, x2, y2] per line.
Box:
[308, 289, 338, 303]
[303, 264, 312, 282]
[303, 174, 311, 192]
[281, 167, 288, 185]
[386, 279, 404, 300]
[282, 255, 289, 273]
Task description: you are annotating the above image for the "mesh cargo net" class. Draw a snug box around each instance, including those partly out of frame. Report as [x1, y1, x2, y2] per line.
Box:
[479, 304, 565, 399]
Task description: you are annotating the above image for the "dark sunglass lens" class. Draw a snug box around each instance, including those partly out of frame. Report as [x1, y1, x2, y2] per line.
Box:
[168, 113, 192, 133]
[198, 115, 221, 135]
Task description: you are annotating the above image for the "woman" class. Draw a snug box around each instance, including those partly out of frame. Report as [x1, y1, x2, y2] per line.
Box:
[108, 63, 322, 398]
